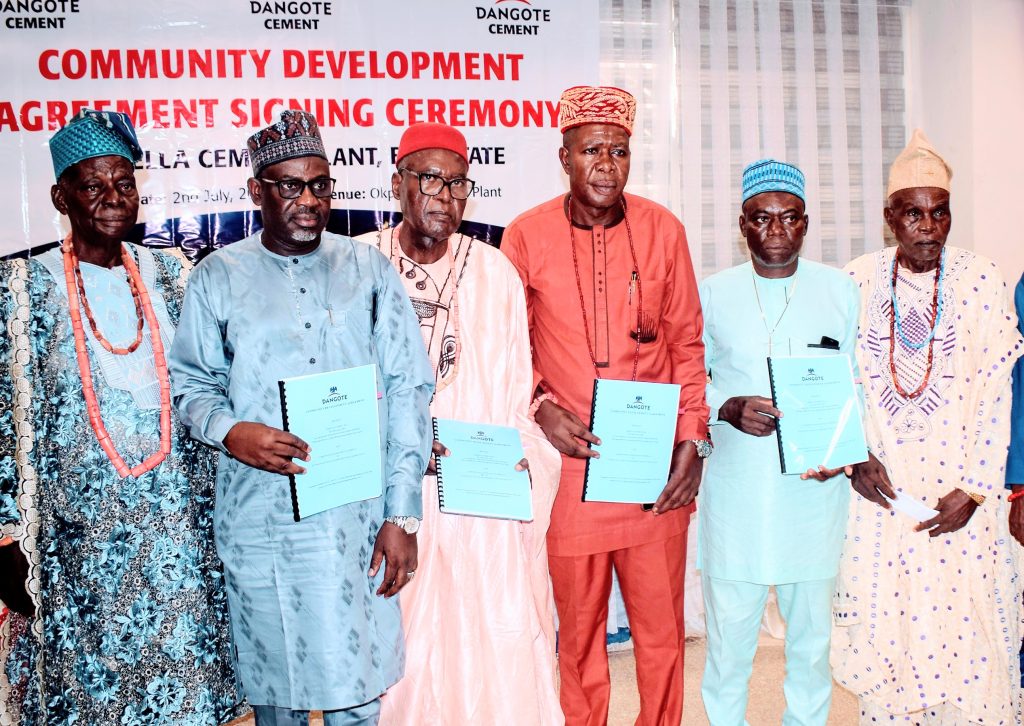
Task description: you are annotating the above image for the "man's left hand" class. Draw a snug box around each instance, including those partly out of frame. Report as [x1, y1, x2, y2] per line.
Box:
[652, 440, 703, 514]
[915, 489, 979, 536]
[369, 522, 418, 598]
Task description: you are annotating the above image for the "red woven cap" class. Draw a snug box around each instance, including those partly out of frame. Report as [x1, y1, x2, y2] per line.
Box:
[396, 123, 469, 165]
[558, 86, 636, 136]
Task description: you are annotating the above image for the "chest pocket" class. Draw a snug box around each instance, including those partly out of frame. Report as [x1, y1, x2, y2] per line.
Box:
[336, 291, 377, 362]
[628, 278, 667, 343]
[784, 335, 842, 358]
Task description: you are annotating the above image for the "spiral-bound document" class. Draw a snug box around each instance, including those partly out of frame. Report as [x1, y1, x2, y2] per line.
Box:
[433, 418, 532, 521]
[766, 354, 868, 475]
[279, 364, 382, 521]
[583, 378, 680, 503]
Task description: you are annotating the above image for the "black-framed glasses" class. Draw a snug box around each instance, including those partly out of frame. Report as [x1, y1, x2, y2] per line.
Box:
[398, 168, 476, 200]
[258, 176, 336, 199]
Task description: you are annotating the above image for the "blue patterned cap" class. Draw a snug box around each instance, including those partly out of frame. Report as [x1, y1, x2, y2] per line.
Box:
[741, 158, 805, 203]
[49, 109, 143, 180]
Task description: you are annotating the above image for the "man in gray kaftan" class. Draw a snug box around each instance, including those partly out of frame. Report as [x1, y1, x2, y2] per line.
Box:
[168, 110, 434, 726]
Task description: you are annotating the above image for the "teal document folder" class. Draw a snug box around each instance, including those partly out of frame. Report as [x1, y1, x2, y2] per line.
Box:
[433, 418, 533, 521]
[583, 379, 681, 504]
[278, 364, 382, 520]
[766, 354, 868, 474]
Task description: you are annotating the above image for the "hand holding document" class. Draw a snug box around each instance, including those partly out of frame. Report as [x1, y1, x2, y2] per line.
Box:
[583, 379, 681, 504]
[279, 364, 383, 521]
[433, 418, 533, 521]
[766, 355, 868, 475]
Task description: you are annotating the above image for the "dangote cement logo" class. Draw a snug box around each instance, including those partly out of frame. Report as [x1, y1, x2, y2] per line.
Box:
[626, 395, 651, 411]
[471, 430, 495, 442]
[476, 0, 552, 36]
[322, 386, 347, 405]
[801, 368, 824, 382]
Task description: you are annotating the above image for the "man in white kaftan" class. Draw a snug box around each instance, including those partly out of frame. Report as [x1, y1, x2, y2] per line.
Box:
[832, 130, 1024, 725]
[361, 122, 562, 726]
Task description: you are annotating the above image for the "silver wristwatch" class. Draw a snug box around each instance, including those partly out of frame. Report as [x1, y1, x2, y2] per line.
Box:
[384, 516, 421, 535]
[689, 438, 713, 459]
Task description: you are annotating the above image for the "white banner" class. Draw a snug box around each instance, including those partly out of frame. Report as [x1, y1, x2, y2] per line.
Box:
[0, 0, 599, 257]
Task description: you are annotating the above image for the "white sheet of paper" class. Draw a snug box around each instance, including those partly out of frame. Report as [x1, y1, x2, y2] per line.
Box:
[885, 490, 939, 522]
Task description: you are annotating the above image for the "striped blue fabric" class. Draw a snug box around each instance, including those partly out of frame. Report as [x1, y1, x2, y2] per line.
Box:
[741, 158, 805, 203]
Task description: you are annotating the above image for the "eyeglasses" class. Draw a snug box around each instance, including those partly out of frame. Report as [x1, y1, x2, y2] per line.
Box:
[398, 169, 476, 200]
[258, 176, 336, 199]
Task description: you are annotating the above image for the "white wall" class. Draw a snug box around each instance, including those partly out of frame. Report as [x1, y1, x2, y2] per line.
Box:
[906, 0, 1024, 283]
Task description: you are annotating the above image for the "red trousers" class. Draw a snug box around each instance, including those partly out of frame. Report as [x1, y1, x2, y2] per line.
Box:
[549, 532, 687, 726]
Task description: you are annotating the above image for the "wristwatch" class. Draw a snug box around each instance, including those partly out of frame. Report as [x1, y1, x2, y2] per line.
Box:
[384, 516, 421, 535]
[689, 438, 713, 459]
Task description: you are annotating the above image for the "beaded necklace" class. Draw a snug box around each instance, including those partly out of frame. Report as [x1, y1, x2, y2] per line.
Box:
[61, 235, 172, 478]
[568, 195, 642, 381]
[888, 247, 945, 399]
[383, 225, 466, 395]
[891, 247, 945, 350]
[66, 237, 145, 354]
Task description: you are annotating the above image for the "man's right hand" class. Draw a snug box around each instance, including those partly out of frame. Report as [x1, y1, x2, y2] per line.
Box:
[850, 451, 896, 509]
[534, 399, 601, 459]
[718, 396, 781, 436]
[223, 421, 311, 475]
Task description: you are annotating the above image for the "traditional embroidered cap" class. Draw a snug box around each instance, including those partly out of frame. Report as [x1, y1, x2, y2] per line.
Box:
[247, 109, 327, 176]
[887, 128, 951, 197]
[741, 159, 805, 203]
[558, 86, 636, 136]
[396, 122, 469, 165]
[49, 109, 143, 180]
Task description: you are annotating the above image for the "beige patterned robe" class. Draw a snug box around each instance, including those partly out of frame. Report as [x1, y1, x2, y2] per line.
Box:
[833, 245, 1024, 724]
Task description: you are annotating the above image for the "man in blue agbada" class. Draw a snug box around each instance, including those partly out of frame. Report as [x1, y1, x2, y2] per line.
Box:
[0, 110, 243, 724]
[168, 109, 434, 726]
[697, 160, 859, 725]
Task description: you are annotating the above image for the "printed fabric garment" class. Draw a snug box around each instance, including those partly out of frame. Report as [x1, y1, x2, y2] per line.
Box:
[833, 245, 1024, 725]
[168, 232, 434, 711]
[502, 193, 709, 557]
[365, 227, 564, 725]
[698, 259, 860, 584]
[0, 245, 243, 726]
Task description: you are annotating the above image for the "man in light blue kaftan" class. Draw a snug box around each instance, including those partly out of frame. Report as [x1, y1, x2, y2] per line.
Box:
[0, 111, 243, 725]
[698, 160, 859, 725]
[168, 110, 434, 726]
